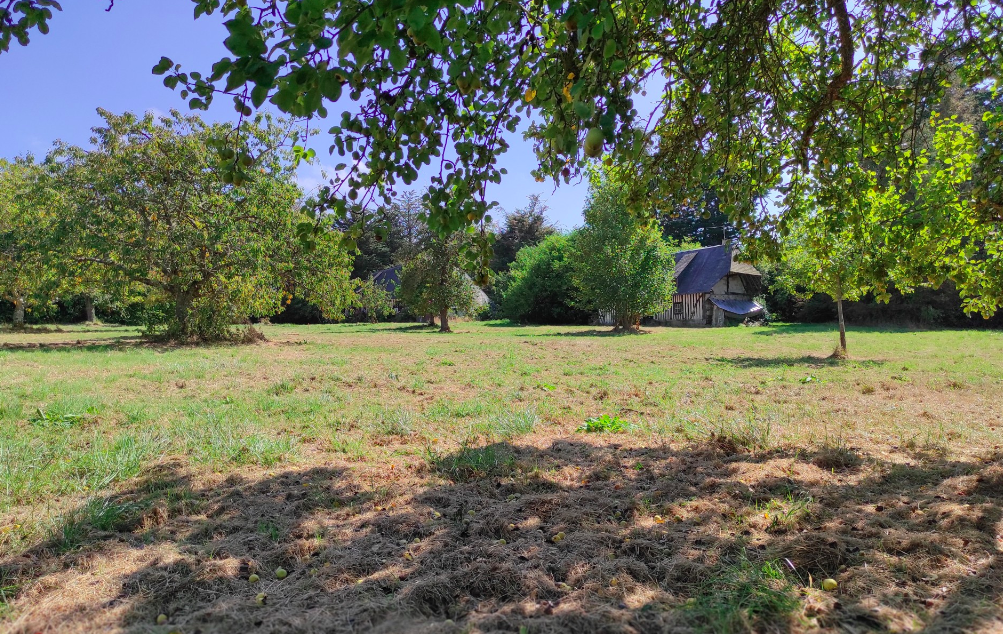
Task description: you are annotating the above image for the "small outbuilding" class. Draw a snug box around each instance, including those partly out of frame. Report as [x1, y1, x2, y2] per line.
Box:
[652, 244, 764, 326]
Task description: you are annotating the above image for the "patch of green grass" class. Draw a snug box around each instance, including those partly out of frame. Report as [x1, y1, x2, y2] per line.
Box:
[257, 520, 281, 542]
[0, 568, 20, 619]
[426, 442, 513, 481]
[269, 378, 299, 395]
[64, 432, 157, 491]
[577, 414, 630, 433]
[476, 408, 539, 438]
[28, 407, 95, 430]
[757, 489, 814, 533]
[373, 407, 416, 437]
[329, 435, 369, 460]
[0, 437, 62, 509]
[48, 497, 142, 553]
[685, 556, 800, 633]
[171, 415, 293, 467]
[714, 415, 774, 452]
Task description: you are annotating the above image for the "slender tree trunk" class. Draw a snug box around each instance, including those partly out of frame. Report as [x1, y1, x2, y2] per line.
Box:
[836, 296, 847, 355]
[12, 297, 25, 327]
[439, 308, 450, 333]
[83, 296, 96, 323]
[174, 289, 195, 339]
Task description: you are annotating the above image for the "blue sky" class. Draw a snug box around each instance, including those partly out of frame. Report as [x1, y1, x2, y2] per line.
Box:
[0, 3, 588, 229]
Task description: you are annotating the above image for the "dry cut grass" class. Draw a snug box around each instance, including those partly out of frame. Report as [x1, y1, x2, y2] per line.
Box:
[1, 321, 1003, 633]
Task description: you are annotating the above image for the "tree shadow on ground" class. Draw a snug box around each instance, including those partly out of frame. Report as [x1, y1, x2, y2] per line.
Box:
[529, 329, 650, 338]
[751, 323, 962, 336]
[0, 336, 265, 354]
[383, 324, 440, 333]
[4, 440, 1003, 633]
[710, 356, 887, 369]
[0, 336, 153, 353]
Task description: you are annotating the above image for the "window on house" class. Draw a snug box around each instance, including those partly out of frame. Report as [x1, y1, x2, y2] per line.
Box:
[673, 299, 683, 315]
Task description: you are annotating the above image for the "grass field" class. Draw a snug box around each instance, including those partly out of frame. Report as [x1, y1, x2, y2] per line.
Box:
[2, 321, 1003, 633]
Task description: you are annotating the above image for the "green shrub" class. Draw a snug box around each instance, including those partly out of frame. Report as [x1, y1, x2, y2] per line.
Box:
[501, 234, 591, 324]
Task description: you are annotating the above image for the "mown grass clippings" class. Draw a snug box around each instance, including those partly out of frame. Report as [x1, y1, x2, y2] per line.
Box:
[0, 322, 1001, 632]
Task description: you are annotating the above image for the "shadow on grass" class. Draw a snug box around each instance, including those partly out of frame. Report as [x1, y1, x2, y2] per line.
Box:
[0, 336, 155, 353]
[0, 334, 276, 354]
[4, 440, 1003, 633]
[384, 323, 441, 333]
[530, 329, 652, 338]
[750, 323, 970, 336]
[710, 355, 887, 368]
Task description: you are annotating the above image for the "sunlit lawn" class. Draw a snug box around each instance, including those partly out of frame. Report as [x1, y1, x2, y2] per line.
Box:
[2, 321, 1002, 633]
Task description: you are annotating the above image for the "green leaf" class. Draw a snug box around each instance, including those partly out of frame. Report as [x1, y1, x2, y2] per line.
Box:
[573, 100, 594, 119]
[407, 6, 427, 30]
[152, 56, 173, 75]
[250, 84, 269, 108]
[389, 47, 407, 72]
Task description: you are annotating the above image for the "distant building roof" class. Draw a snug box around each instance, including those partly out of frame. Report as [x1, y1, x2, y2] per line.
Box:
[372, 265, 402, 294]
[673, 244, 760, 294]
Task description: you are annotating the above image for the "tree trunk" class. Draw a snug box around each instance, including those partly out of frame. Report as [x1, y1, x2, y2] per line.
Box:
[12, 297, 25, 327]
[439, 308, 450, 333]
[836, 297, 847, 355]
[174, 289, 195, 339]
[83, 296, 96, 323]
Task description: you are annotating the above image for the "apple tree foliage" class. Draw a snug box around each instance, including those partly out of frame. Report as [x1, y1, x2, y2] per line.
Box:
[398, 232, 478, 332]
[0, 157, 60, 326]
[777, 116, 986, 351]
[7, 0, 1003, 310]
[46, 109, 356, 340]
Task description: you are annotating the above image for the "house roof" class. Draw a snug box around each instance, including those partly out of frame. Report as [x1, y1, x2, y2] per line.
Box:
[710, 297, 764, 316]
[673, 245, 761, 294]
[372, 265, 402, 293]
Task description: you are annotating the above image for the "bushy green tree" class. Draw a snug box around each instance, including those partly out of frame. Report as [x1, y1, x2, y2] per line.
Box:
[48, 109, 355, 340]
[501, 234, 589, 325]
[0, 157, 58, 327]
[398, 233, 477, 333]
[353, 278, 396, 323]
[571, 170, 678, 332]
[774, 222, 871, 355]
[776, 116, 984, 354]
[490, 195, 557, 273]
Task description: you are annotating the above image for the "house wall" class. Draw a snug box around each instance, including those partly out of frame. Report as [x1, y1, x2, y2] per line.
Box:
[711, 274, 753, 298]
[653, 293, 705, 324]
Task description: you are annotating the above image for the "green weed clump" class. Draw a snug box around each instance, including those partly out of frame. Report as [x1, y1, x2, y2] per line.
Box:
[577, 414, 630, 433]
[373, 407, 416, 437]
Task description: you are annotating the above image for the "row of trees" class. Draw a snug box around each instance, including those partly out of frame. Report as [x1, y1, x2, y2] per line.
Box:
[5, 1, 1003, 344]
[493, 169, 691, 331]
[0, 110, 357, 340]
